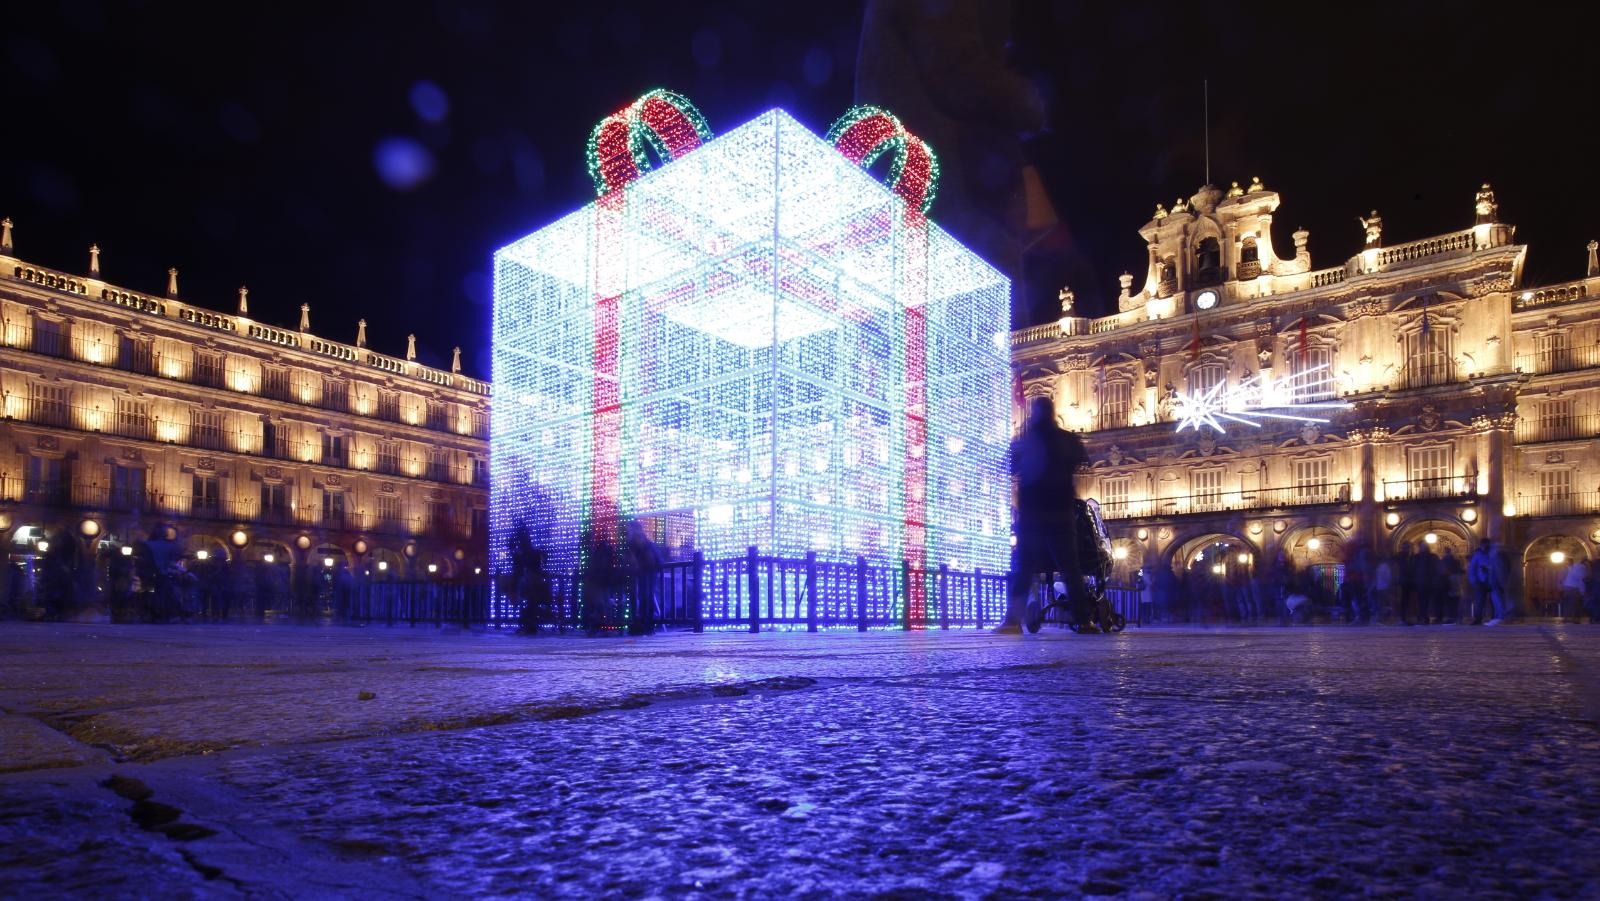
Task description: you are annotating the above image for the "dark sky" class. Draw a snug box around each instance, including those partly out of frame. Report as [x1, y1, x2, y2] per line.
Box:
[3, 1, 1595, 376]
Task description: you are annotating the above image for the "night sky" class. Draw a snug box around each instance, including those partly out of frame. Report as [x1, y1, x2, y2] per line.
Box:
[2, 1, 1595, 379]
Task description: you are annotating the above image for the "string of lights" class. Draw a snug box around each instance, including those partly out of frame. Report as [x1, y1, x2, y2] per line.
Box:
[1173, 364, 1353, 433]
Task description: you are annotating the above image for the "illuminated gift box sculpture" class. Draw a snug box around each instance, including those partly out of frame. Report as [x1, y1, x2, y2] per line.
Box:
[491, 95, 1010, 607]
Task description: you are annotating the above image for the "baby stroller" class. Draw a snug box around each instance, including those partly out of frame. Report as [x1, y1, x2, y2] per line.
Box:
[1026, 498, 1126, 634]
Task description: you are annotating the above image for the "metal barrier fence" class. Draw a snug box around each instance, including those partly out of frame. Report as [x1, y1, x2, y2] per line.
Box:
[350, 548, 1142, 633]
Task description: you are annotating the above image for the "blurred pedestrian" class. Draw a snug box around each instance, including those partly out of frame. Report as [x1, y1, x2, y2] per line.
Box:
[1414, 541, 1443, 624]
[1396, 542, 1420, 625]
[1371, 552, 1394, 624]
[1440, 547, 1465, 624]
[39, 528, 82, 621]
[625, 520, 663, 635]
[1227, 561, 1255, 624]
[1560, 557, 1587, 622]
[1000, 397, 1087, 633]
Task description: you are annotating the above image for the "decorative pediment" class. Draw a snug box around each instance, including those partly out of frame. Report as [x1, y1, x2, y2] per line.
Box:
[36, 436, 59, 451]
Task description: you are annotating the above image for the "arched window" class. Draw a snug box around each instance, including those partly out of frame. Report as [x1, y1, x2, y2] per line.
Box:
[1238, 236, 1261, 279]
[1194, 237, 1222, 286]
[1188, 362, 1225, 398]
[1289, 344, 1335, 401]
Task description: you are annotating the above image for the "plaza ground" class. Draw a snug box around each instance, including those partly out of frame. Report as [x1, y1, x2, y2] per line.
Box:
[2, 623, 1598, 898]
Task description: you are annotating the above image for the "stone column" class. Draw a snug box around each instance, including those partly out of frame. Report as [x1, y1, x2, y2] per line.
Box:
[1485, 413, 1514, 542]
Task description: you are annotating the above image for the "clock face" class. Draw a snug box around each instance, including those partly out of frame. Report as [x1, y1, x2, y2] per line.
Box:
[1195, 290, 1219, 310]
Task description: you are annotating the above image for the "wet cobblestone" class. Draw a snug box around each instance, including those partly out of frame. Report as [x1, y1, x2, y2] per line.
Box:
[2, 623, 1598, 897]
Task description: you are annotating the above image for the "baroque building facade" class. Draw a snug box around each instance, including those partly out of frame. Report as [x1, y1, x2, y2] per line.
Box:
[0, 220, 490, 613]
[1011, 179, 1600, 613]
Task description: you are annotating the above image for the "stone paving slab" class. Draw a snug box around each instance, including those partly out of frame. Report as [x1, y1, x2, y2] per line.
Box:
[1, 623, 1597, 897]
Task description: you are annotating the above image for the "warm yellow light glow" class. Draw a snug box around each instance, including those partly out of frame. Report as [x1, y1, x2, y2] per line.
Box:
[377, 560, 389, 571]
[1237, 552, 1250, 564]
[1424, 532, 1438, 545]
[121, 545, 134, 557]
[1338, 516, 1352, 529]
[1112, 546, 1129, 560]
[427, 563, 438, 574]
[1462, 508, 1477, 523]
[1503, 502, 1517, 517]
[231, 530, 248, 546]
[36, 540, 49, 553]
[80, 519, 100, 537]
[1386, 512, 1400, 527]
[1136, 528, 1148, 541]
[1210, 564, 1225, 575]
[195, 550, 209, 560]
[1307, 537, 1322, 550]
[1551, 550, 1566, 565]
[323, 557, 334, 568]
[1351, 484, 1363, 503]
[263, 553, 275, 563]
[474, 567, 482, 575]
[296, 535, 312, 549]
[1249, 522, 1262, 535]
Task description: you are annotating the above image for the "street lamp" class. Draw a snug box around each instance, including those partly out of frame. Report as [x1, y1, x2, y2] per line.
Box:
[1551, 550, 1567, 565]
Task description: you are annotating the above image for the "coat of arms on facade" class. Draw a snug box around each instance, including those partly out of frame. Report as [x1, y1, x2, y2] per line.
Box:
[35, 436, 59, 451]
[1107, 445, 1125, 466]
[1546, 452, 1565, 465]
[121, 446, 142, 462]
[1300, 422, 1322, 445]
[1197, 431, 1217, 456]
[1418, 404, 1442, 431]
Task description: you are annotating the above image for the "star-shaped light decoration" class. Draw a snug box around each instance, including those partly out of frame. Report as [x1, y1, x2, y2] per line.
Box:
[1174, 364, 1352, 433]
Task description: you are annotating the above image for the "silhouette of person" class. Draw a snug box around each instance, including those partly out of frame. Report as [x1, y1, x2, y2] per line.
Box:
[1002, 396, 1088, 632]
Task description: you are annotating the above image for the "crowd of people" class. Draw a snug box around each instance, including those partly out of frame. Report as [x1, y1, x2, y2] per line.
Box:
[2, 522, 358, 624]
[1139, 537, 1600, 627]
[504, 519, 664, 635]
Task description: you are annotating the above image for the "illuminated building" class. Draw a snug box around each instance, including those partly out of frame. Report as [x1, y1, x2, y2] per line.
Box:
[1013, 180, 1600, 613]
[492, 106, 1012, 601]
[0, 220, 489, 612]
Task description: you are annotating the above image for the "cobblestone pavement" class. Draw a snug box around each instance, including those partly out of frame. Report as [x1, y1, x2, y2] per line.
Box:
[3, 623, 1599, 898]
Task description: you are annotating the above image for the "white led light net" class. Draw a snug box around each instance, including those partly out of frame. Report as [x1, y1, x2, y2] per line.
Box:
[491, 109, 1011, 592]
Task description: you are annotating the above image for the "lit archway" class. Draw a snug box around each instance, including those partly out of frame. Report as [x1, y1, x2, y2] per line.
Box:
[1523, 535, 1587, 617]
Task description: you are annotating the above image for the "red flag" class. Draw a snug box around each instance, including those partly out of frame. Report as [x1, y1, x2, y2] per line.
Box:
[1189, 315, 1201, 362]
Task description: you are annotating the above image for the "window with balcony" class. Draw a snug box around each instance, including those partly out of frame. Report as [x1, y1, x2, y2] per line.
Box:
[322, 489, 347, 527]
[1404, 328, 1452, 387]
[29, 383, 69, 427]
[191, 410, 225, 450]
[322, 432, 347, 467]
[427, 449, 449, 482]
[192, 474, 220, 518]
[1406, 446, 1453, 498]
[195, 352, 226, 389]
[322, 378, 349, 413]
[1535, 332, 1571, 373]
[377, 391, 400, 423]
[1539, 468, 1573, 502]
[1535, 398, 1575, 442]
[1290, 345, 1335, 401]
[117, 334, 154, 375]
[377, 440, 400, 475]
[1099, 476, 1131, 516]
[25, 456, 65, 505]
[111, 465, 146, 511]
[1098, 381, 1132, 430]
[1188, 363, 1225, 399]
[1191, 468, 1225, 511]
[471, 456, 489, 486]
[262, 366, 291, 401]
[1294, 458, 1331, 503]
[426, 400, 448, 430]
[376, 494, 402, 529]
[31, 315, 67, 357]
[469, 506, 486, 538]
[116, 398, 152, 441]
[427, 500, 452, 535]
[261, 481, 291, 524]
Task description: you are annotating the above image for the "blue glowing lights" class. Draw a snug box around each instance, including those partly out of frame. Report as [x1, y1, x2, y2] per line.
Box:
[490, 109, 1011, 588]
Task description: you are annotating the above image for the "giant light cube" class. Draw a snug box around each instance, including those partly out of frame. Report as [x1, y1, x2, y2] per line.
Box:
[491, 109, 1010, 590]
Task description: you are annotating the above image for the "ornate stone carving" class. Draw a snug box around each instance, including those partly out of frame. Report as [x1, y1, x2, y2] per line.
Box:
[1466, 274, 1514, 298]
[380, 482, 396, 494]
[1064, 353, 1090, 371]
[1545, 451, 1565, 465]
[121, 446, 142, 461]
[1417, 405, 1442, 432]
[1351, 299, 1386, 318]
[196, 457, 216, 471]
[1107, 445, 1125, 467]
[35, 436, 59, 451]
[324, 473, 343, 487]
[1197, 431, 1217, 456]
[264, 465, 282, 480]
[1300, 423, 1322, 445]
